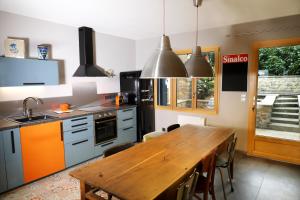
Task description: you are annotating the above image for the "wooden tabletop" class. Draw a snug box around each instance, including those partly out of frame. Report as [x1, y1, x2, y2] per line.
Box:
[70, 125, 235, 200]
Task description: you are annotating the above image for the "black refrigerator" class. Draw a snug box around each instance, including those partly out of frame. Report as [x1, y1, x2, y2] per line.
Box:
[120, 71, 155, 141]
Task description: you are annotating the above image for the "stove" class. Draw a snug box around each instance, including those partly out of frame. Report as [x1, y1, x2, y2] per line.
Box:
[78, 105, 117, 145]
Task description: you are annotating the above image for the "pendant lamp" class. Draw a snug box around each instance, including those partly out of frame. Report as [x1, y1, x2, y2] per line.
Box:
[140, 0, 187, 78]
[185, 0, 213, 77]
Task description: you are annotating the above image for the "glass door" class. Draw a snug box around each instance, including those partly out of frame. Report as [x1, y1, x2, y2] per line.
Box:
[248, 38, 300, 164]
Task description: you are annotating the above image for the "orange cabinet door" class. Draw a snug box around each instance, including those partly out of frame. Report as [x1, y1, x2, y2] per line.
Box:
[20, 121, 65, 183]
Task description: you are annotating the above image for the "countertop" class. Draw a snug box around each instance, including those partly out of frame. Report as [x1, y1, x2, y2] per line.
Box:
[0, 104, 136, 131]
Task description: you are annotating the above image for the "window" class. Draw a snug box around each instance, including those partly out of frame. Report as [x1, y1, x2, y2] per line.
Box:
[154, 47, 220, 114]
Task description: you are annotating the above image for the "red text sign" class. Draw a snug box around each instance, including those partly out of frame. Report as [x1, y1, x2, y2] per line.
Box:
[222, 54, 248, 63]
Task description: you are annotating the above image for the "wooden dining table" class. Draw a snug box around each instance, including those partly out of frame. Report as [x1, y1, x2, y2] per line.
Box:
[70, 125, 235, 200]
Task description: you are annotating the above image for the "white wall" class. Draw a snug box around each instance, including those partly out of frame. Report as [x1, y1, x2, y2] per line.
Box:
[0, 11, 136, 101]
[135, 15, 300, 151]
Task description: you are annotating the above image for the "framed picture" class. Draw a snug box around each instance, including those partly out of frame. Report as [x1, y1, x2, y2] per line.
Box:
[4, 38, 26, 58]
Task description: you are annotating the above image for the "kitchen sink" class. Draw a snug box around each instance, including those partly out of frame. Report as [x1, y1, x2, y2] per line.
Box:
[9, 115, 58, 123]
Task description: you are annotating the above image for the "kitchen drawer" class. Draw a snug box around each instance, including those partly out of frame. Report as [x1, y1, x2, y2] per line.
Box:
[117, 126, 137, 144]
[65, 137, 94, 167]
[117, 116, 136, 129]
[117, 107, 136, 120]
[64, 126, 94, 144]
[94, 139, 117, 157]
[63, 115, 93, 132]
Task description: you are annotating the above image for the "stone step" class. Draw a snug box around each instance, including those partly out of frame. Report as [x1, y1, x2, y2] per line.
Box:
[277, 97, 298, 100]
[273, 102, 299, 107]
[271, 117, 299, 125]
[278, 95, 298, 98]
[276, 99, 298, 103]
[272, 112, 299, 119]
[269, 123, 300, 133]
[272, 107, 299, 113]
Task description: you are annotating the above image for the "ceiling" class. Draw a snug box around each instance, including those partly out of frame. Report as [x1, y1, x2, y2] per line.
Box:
[0, 0, 299, 40]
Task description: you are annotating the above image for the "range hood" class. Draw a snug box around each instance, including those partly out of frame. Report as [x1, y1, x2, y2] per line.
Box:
[73, 26, 108, 77]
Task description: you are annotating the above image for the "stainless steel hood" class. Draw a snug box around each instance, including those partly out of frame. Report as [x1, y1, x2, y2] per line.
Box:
[73, 26, 109, 77]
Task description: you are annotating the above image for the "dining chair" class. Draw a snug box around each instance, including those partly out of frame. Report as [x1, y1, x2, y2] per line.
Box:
[103, 142, 135, 157]
[85, 142, 135, 200]
[143, 131, 164, 142]
[194, 149, 217, 200]
[176, 169, 200, 200]
[216, 137, 237, 200]
[167, 124, 180, 132]
[85, 189, 106, 200]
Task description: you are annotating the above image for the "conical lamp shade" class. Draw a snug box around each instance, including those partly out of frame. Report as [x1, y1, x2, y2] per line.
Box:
[140, 35, 188, 78]
[185, 46, 213, 77]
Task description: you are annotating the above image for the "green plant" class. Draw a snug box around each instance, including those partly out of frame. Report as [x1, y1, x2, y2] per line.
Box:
[197, 78, 214, 99]
[259, 45, 300, 75]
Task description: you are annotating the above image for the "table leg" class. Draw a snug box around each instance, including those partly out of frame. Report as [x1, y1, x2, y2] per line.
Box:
[80, 180, 92, 200]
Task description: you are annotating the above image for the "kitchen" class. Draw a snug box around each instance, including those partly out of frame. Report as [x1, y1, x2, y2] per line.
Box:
[0, 0, 300, 200]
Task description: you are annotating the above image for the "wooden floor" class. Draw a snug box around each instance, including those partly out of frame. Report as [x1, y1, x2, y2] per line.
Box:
[0, 151, 299, 200]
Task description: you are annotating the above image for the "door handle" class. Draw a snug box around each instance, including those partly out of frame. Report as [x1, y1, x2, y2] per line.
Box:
[72, 139, 88, 146]
[72, 128, 88, 134]
[71, 117, 87, 122]
[71, 123, 88, 128]
[10, 131, 15, 154]
[123, 118, 133, 121]
[252, 96, 256, 112]
[101, 141, 113, 147]
[123, 127, 133, 131]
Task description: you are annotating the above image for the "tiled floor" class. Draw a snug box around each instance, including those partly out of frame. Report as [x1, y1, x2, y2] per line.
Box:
[256, 128, 300, 141]
[1, 152, 299, 200]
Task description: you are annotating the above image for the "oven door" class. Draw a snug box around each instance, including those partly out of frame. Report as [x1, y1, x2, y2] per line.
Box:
[94, 116, 117, 145]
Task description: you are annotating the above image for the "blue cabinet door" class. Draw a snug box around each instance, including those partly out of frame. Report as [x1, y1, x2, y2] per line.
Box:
[0, 57, 60, 87]
[64, 137, 94, 167]
[0, 134, 7, 193]
[3, 128, 24, 189]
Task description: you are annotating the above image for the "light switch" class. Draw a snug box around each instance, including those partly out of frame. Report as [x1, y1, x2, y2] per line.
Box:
[241, 93, 247, 102]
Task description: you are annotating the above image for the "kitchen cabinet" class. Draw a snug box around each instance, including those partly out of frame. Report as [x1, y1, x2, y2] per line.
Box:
[0, 128, 24, 192]
[63, 115, 95, 167]
[20, 121, 65, 183]
[0, 134, 6, 193]
[117, 107, 137, 144]
[0, 57, 60, 87]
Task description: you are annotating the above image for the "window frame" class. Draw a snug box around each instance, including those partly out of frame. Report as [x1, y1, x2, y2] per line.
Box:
[154, 46, 220, 115]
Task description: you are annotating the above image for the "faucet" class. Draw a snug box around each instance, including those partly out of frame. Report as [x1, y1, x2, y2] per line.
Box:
[23, 97, 44, 118]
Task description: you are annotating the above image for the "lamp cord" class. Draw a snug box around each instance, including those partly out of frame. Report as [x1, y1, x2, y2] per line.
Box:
[196, 5, 198, 46]
[163, 0, 166, 36]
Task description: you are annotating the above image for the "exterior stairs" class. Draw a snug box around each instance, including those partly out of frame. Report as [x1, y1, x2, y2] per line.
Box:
[270, 95, 300, 132]
[257, 95, 265, 103]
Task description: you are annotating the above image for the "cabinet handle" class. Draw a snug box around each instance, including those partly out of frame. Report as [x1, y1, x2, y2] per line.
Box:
[71, 117, 87, 122]
[123, 127, 133, 131]
[72, 123, 88, 128]
[60, 122, 64, 141]
[72, 139, 88, 146]
[23, 82, 45, 85]
[10, 131, 15, 154]
[101, 141, 113, 147]
[122, 109, 133, 112]
[72, 128, 88, 134]
[123, 118, 133, 121]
